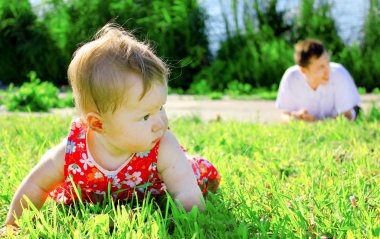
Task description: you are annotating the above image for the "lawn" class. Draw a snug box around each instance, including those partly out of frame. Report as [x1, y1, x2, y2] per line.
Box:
[0, 115, 379, 238]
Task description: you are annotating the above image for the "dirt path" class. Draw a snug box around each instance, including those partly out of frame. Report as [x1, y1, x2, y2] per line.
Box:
[163, 94, 380, 123]
[1, 94, 379, 124]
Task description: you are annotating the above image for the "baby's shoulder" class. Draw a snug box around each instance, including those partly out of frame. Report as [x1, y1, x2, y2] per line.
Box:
[41, 139, 67, 165]
[158, 131, 179, 155]
[157, 131, 183, 170]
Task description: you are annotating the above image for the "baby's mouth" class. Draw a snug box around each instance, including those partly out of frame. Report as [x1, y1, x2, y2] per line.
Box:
[152, 138, 160, 144]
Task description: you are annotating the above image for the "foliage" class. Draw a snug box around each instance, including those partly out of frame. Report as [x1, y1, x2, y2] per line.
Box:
[0, 0, 65, 86]
[357, 86, 366, 95]
[249, 85, 278, 100]
[225, 80, 253, 96]
[333, 1, 380, 92]
[194, 0, 379, 92]
[187, 79, 278, 100]
[3, 71, 59, 112]
[194, 0, 294, 91]
[361, 0, 380, 53]
[292, 0, 345, 54]
[187, 79, 212, 95]
[365, 104, 380, 121]
[0, 89, 4, 105]
[42, 0, 211, 90]
[253, 0, 291, 38]
[0, 0, 379, 92]
[168, 86, 185, 95]
[58, 91, 75, 108]
[0, 116, 379, 237]
[194, 34, 293, 90]
[357, 0, 380, 90]
[207, 91, 224, 100]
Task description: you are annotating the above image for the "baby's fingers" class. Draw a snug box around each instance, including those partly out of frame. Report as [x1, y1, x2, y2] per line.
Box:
[0, 225, 20, 237]
[0, 227, 6, 237]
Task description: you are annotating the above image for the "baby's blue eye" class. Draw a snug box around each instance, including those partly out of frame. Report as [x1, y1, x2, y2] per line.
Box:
[160, 106, 163, 111]
[143, 115, 150, 121]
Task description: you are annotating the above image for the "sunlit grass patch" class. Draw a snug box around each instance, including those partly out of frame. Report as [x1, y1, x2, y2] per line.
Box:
[0, 115, 379, 238]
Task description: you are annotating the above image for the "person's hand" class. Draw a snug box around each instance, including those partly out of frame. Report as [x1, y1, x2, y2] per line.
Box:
[292, 109, 317, 122]
[0, 225, 20, 237]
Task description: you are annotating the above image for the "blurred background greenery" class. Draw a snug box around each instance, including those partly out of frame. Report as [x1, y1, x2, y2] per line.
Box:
[0, 0, 379, 96]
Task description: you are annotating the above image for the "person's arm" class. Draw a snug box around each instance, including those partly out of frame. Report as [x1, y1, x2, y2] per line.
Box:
[3, 141, 66, 227]
[333, 64, 361, 119]
[281, 111, 296, 123]
[157, 131, 204, 211]
[341, 108, 356, 121]
[276, 67, 306, 122]
[281, 109, 317, 123]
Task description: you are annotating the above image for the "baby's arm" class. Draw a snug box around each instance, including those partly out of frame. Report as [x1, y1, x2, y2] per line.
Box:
[157, 131, 204, 211]
[4, 141, 66, 226]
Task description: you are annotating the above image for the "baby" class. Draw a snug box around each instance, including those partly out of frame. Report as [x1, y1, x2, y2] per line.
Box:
[1, 23, 220, 234]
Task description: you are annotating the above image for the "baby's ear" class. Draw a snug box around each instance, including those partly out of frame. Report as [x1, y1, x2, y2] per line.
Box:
[86, 112, 104, 133]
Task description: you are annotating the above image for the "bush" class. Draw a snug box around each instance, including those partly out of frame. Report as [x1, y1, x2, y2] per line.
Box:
[362, 105, 380, 122]
[4, 71, 59, 112]
[357, 87, 366, 95]
[225, 80, 253, 96]
[187, 79, 212, 95]
[0, 1, 65, 85]
[207, 91, 224, 100]
[194, 35, 293, 91]
[292, 0, 344, 54]
[335, 42, 379, 92]
[372, 88, 380, 94]
[193, 0, 295, 91]
[42, 0, 210, 90]
[58, 91, 75, 108]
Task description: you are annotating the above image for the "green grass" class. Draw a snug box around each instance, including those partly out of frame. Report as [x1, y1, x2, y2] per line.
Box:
[0, 115, 379, 238]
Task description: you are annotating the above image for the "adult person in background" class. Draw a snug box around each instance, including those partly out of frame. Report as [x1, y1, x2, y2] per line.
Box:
[275, 39, 361, 123]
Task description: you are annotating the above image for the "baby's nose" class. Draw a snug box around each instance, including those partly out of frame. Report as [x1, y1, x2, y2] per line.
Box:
[152, 116, 166, 132]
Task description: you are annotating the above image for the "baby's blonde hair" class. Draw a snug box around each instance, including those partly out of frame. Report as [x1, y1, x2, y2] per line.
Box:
[68, 23, 169, 115]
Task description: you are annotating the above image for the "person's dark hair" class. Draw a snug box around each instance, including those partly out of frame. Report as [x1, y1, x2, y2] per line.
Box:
[294, 39, 326, 67]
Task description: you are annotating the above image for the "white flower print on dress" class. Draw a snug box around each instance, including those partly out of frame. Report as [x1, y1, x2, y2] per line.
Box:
[124, 172, 142, 187]
[112, 176, 122, 189]
[148, 162, 157, 171]
[55, 192, 69, 204]
[68, 164, 81, 174]
[77, 142, 85, 148]
[94, 171, 103, 179]
[79, 153, 93, 170]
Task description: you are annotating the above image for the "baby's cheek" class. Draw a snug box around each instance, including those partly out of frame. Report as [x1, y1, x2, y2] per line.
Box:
[162, 111, 169, 125]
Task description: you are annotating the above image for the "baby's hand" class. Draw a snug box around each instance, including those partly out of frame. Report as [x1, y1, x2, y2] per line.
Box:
[0, 225, 20, 237]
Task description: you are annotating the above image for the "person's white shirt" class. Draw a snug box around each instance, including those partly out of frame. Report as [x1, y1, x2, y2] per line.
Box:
[275, 62, 361, 119]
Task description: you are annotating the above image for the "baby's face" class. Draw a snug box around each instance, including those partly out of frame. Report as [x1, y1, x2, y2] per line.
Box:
[101, 75, 168, 154]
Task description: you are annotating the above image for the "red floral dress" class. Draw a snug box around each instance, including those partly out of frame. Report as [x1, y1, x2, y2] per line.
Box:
[49, 119, 221, 204]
